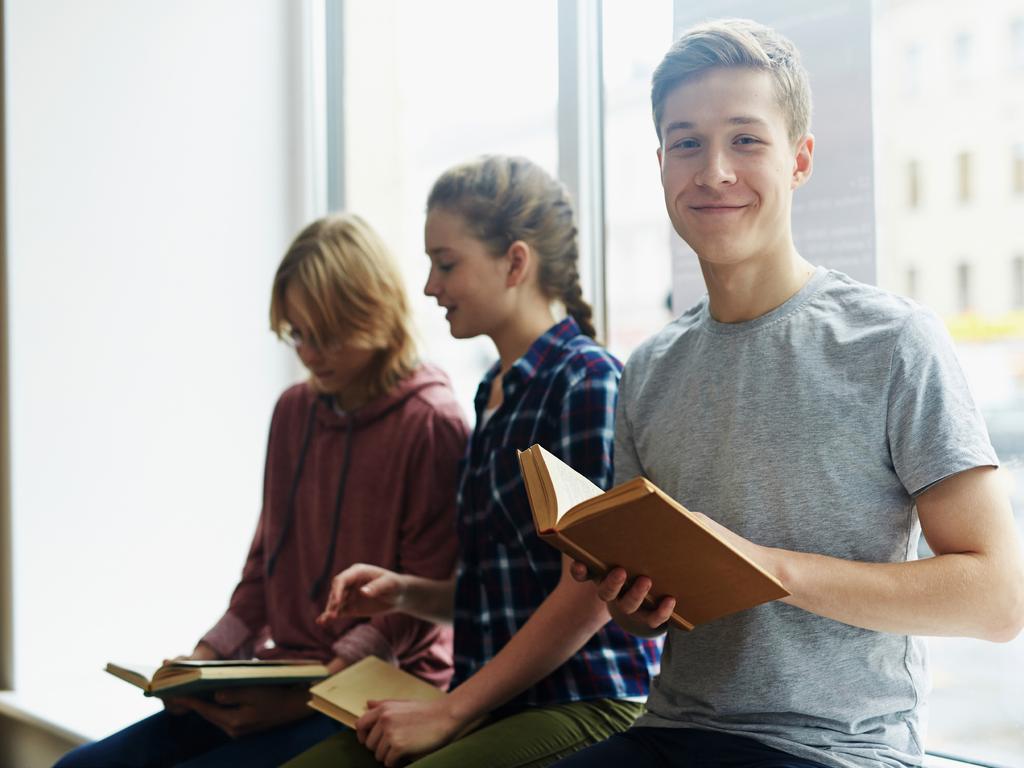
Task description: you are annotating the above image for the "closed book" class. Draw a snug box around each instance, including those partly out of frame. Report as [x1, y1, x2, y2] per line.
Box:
[307, 656, 444, 727]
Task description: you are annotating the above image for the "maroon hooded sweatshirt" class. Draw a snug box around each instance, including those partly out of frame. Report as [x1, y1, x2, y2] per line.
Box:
[201, 363, 468, 687]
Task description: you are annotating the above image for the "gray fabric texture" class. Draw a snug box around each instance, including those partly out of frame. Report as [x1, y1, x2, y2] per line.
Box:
[616, 267, 997, 768]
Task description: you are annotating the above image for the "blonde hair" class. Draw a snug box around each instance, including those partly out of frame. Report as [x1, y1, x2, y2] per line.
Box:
[269, 213, 417, 399]
[426, 155, 597, 340]
[651, 18, 812, 146]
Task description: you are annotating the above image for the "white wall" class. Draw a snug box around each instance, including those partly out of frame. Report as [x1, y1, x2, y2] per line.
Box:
[4, 0, 309, 738]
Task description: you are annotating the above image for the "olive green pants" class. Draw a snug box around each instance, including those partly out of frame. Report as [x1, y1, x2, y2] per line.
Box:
[281, 699, 644, 768]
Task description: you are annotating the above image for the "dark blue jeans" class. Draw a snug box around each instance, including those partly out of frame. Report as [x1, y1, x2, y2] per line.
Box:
[53, 710, 345, 768]
[550, 727, 830, 768]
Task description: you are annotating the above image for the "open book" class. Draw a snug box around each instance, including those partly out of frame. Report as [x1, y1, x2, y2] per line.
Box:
[518, 444, 789, 631]
[105, 659, 329, 697]
[307, 656, 444, 727]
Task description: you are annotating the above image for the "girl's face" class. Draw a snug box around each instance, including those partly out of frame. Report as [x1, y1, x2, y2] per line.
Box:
[423, 208, 513, 339]
[283, 282, 376, 396]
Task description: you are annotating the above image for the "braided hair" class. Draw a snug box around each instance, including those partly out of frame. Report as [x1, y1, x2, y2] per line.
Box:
[427, 155, 597, 340]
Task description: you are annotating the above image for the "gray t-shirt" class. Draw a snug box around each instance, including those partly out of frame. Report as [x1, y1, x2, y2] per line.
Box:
[617, 267, 997, 768]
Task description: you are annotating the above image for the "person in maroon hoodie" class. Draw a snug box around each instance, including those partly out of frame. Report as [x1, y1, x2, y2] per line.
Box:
[54, 213, 469, 768]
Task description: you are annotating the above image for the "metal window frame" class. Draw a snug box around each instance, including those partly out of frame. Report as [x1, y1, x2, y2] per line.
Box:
[323, 0, 345, 213]
[557, 0, 607, 342]
[1, 0, 13, 692]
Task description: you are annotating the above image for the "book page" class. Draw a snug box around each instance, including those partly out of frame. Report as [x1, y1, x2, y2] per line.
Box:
[105, 662, 158, 689]
[533, 446, 603, 525]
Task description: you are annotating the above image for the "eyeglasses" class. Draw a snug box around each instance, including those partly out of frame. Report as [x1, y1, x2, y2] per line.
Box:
[281, 328, 341, 353]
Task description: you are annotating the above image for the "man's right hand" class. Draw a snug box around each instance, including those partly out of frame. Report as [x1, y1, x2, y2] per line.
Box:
[162, 641, 220, 716]
[317, 563, 407, 625]
[569, 562, 676, 637]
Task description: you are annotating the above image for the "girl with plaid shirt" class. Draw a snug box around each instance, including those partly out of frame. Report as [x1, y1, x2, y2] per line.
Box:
[289, 156, 661, 768]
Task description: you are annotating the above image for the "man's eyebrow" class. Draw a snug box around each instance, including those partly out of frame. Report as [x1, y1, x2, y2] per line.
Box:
[728, 116, 769, 127]
[663, 116, 769, 134]
[664, 121, 695, 134]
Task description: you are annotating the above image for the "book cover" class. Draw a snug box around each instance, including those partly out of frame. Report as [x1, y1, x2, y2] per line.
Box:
[307, 656, 444, 727]
[518, 444, 789, 630]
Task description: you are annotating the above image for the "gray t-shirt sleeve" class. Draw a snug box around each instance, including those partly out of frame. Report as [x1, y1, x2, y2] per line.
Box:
[613, 364, 645, 487]
[886, 308, 998, 496]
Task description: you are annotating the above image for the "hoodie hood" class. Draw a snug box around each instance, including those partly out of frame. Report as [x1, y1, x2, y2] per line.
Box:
[308, 361, 455, 430]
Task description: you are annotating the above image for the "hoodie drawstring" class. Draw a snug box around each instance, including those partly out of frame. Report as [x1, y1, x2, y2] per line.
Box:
[309, 414, 355, 599]
[266, 398, 320, 579]
[265, 395, 358, 602]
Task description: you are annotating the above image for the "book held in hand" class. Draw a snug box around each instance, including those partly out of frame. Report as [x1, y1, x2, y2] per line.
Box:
[105, 658, 329, 697]
[307, 656, 444, 727]
[517, 444, 789, 630]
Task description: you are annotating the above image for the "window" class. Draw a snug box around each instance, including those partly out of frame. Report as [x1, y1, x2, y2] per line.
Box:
[907, 159, 921, 208]
[904, 43, 922, 97]
[602, 0, 674, 360]
[1012, 18, 1024, 70]
[340, 0, 559, 416]
[957, 151, 972, 203]
[5, 0, 304, 738]
[952, 30, 972, 83]
[878, 6, 1024, 763]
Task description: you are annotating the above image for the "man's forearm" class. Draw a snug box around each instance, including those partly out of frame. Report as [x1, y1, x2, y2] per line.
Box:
[767, 547, 1024, 642]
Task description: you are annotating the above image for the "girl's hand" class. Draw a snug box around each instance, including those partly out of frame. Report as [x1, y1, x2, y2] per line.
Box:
[355, 697, 463, 767]
[317, 564, 407, 624]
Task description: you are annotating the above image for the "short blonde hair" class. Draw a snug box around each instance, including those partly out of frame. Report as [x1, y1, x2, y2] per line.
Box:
[651, 18, 812, 146]
[269, 213, 417, 399]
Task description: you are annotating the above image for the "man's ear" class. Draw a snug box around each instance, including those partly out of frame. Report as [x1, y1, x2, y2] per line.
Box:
[792, 133, 814, 189]
[505, 240, 533, 288]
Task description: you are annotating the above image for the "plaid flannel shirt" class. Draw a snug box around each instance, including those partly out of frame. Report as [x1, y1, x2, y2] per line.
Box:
[451, 318, 661, 708]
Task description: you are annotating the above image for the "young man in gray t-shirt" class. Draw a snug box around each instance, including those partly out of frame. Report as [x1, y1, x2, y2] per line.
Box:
[554, 18, 1024, 768]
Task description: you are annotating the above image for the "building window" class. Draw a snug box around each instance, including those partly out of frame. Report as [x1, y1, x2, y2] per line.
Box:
[952, 31, 972, 83]
[904, 43, 921, 97]
[957, 152, 972, 203]
[956, 262, 972, 312]
[907, 160, 921, 208]
[1012, 18, 1024, 70]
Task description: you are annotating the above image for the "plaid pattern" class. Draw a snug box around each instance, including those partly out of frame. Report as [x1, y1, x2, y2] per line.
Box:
[451, 318, 661, 708]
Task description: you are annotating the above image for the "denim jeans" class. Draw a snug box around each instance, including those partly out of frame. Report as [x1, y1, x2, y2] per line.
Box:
[53, 710, 346, 768]
[550, 727, 830, 768]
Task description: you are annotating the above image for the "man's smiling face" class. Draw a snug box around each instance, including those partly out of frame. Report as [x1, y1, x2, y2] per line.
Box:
[657, 66, 813, 269]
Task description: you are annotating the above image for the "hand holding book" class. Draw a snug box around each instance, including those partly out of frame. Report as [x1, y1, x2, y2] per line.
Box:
[518, 444, 789, 631]
[569, 563, 678, 638]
